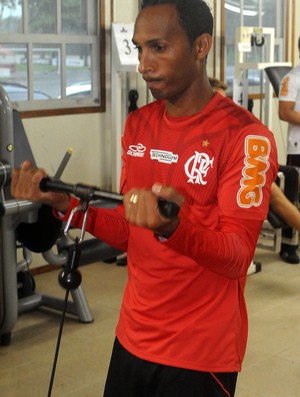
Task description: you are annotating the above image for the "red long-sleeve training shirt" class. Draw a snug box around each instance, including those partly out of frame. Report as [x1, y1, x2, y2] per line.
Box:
[61, 93, 278, 372]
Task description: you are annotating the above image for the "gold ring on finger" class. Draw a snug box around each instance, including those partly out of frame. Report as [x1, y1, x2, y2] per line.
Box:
[130, 194, 138, 204]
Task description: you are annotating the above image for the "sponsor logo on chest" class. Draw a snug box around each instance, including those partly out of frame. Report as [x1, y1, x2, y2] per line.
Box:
[150, 149, 178, 164]
[127, 143, 146, 157]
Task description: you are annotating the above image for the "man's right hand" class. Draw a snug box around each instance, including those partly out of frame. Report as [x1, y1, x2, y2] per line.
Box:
[11, 160, 71, 213]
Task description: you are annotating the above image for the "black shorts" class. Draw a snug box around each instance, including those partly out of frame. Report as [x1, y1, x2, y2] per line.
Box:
[103, 338, 238, 397]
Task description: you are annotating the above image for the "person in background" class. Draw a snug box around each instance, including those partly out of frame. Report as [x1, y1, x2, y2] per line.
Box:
[269, 182, 300, 231]
[11, 1, 278, 396]
[278, 36, 300, 264]
[208, 76, 228, 97]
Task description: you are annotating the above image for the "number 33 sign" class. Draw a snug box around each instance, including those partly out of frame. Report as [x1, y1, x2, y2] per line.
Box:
[112, 23, 139, 67]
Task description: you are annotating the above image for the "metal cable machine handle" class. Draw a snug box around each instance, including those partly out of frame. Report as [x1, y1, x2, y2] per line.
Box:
[39, 177, 180, 218]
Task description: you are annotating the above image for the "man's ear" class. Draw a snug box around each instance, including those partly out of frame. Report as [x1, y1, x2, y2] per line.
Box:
[194, 33, 212, 60]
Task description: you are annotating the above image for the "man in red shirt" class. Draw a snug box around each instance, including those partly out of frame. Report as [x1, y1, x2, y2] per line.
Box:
[12, 0, 278, 396]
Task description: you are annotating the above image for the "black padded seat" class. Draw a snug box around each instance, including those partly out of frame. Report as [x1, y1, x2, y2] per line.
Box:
[264, 66, 292, 97]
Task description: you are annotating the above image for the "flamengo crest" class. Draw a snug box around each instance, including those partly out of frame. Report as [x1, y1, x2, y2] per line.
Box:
[185, 151, 214, 184]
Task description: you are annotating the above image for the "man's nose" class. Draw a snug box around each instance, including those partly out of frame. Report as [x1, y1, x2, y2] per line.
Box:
[138, 50, 152, 74]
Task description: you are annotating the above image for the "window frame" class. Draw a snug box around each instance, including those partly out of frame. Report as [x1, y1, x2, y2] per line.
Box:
[0, 0, 106, 119]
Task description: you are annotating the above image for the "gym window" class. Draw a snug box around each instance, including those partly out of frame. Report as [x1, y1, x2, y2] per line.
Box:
[220, 0, 290, 98]
[0, 0, 105, 117]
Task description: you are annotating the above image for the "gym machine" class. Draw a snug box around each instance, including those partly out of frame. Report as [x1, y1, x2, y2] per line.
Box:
[0, 85, 123, 346]
[233, 26, 291, 130]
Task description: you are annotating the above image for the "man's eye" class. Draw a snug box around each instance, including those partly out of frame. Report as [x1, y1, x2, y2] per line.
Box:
[155, 45, 165, 51]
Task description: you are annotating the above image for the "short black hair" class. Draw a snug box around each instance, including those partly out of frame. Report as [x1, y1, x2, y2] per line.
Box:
[139, 0, 213, 46]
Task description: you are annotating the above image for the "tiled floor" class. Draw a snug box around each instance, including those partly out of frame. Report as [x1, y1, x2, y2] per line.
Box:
[1, 248, 300, 397]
